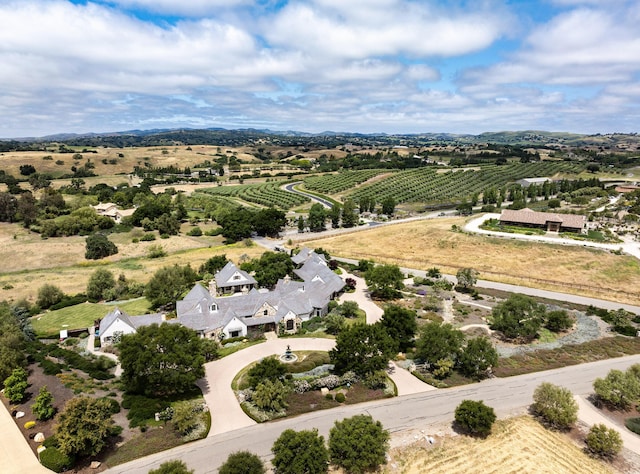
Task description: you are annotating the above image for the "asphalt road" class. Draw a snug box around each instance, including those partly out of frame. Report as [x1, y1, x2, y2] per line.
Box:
[283, 182, 333, 208]
[104, 354, 640, 474]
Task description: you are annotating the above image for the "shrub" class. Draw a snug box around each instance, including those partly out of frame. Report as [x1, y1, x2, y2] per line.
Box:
[593, 367, 640, 409]
[219, 451, 265, 474]
[187, 227, 202, 236]
[545, 310, 574, 333]
[149, 460, 194, 474]
[122, 394, 170, 428]
[454, 400, 496, 437]
[40, 447, 74, 473]
[32, 386, 56, 421]
[335, 392, 346, 403]
[147, 244, 166, 259]
[271, 429, 328, 474]
[531, 383, 578, 430]
[625, 417, 640, 435]
[362, 371, 387, 390]
[586, 424, 623, 458]
[329, 414, 389, 474]
[100, 397, 121, 415]
[247, 357, 286, 389]
[140, 232, 156, 241]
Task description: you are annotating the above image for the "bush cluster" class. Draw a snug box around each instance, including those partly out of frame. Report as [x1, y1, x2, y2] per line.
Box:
[122, 394, 170, 428]
[40, 447, 74, 473]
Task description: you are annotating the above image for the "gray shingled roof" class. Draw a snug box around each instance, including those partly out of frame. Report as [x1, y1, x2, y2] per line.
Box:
[215, 261, 257, 288]
[99, 307, 134, 335]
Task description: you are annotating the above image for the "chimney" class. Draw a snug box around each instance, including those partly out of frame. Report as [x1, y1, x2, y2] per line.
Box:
[209, 279, 217, 296]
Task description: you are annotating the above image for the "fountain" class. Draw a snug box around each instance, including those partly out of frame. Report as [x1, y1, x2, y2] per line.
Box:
[279, 345, 298, 363]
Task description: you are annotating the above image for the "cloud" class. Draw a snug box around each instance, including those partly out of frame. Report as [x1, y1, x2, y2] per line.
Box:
[104, 0, 253, 16]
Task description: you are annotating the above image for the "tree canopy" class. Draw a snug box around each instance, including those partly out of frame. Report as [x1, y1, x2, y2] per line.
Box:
[144, 264, 197, 309]
[379, 304, 417, 353]
[532, 382, 578, 430]
[241, 251, 294, 288]
[458, 337, 498, 380]
[490, 293, 546, 342]
[272, 429, 329, 474]
[454, 400, 496, 437]
[119, 323, 205, 396]
[365, 264, 404, 300]
[329, 415, 389, 474]
[55, 397, 116, 457]
[85, 233, 118, 260]
[330, 323, 397, 376]
[415, 322, 464, 369]
[218, 451, 266, 474]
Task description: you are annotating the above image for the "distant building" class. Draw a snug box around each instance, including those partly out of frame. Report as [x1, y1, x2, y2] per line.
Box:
[516, 177, 551, 188]
[92, 203, 136, 224]
[98, 308, 166, 346]
[499, 208, 586, 233]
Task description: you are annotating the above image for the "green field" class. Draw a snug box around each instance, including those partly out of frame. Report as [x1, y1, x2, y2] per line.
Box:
[32, 297, 152, 337]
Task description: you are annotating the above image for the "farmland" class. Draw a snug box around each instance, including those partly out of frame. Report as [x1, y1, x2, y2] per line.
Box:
[199, 181, 310, 209]
[303, 169, 392, 194]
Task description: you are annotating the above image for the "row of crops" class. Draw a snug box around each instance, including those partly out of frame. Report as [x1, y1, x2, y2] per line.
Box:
[303, 169, 391, 194]
[199, 182, 310, 209]
[347, 161, 584, 205]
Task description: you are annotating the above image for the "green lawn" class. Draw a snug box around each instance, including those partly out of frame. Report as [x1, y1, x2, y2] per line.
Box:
[32, 298, 152, 337]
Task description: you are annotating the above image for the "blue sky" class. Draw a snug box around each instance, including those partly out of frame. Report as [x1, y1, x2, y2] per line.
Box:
[0, 0, 639, 137]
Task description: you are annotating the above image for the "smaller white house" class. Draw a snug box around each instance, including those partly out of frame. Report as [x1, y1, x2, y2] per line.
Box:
[92, 203, 136, 224]
[98, 308, 165, 346]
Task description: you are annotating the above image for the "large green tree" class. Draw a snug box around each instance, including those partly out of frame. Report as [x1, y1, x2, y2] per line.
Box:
[86, 268, 116, 302]
[307, 203, 327, 232]
[85, 233, 118, 260]
[340, 199, 358, 228]
[36, 284, 65, 310]
[490, 294, 546, 342]
[241, 251, 294, 288]
[55, 397, 116, 457]
[253, 207, 287, 237]
[144, 264, 197, 309]
[119, 323, 205, 396]
[329, 415, 389, 474]
[272, 429, 329, 474]
[365, 264, 404, 300]
[379, 304, 417, 353]
[458, 337, 498, 380]
[330, 323, 397, 376]
[456, 268, 479, 291]
[415, 322, 464, 370]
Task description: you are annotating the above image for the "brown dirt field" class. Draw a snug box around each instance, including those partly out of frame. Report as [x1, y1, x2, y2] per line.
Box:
[301, 217, 640, 306]
[386, 416, 613, 474]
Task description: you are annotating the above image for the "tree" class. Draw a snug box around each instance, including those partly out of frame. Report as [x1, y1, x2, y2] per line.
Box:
[119, 323, 205, 396]
[324, 313, 345, 335]
[3, 367, 28, 403]
[0, 303, 26, 384]
[85, 233, 118, 260]
[144, 264, 197, 309]
[55, 397, 116, 457]
[253, 379, 289, 412]
[307, 203, 327, 232]
[531, 383, 578, 430]
[32, 386, 56, 421]
[586, 424, 623, 458]
[454, 400, 496, 437]
[154, 213, 181, 235]
[490, 294, 546, 342]
[328, 203, 341, 228]
[329, 415, 389, 474]
[365, 264, 404, 300]
[415, 322, 464, 372]
[247, 357, 287, 389]
[458, 337, 498, 380]
[379, 304, 417, 353]
[242, 251, 294, 288]
[272, 429, 329, 474]
[199, 254, 229, 276]
[297, 216, 305, 233]
[219, 451, 265, 474]
[456, 268, 478, 291]
[593, 367, 640, 409]
[337, 301, 359, 319]
[330, 323, 397, 376]
[381, 196, 396, 216]
[340, 199, 358, 228]
[86, 268, 116, 301]
[548, 198, 561, 209]
[19, 164, 36, 176]
[36, 284, 65, 310]
[0, 192, 18, 222]
[254, 207, 286, 237]
[545, 310, 574, 333]
[149, 460, 194, 474]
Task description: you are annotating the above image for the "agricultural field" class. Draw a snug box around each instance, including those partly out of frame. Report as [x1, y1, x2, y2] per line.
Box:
[301, 216, 640, 306]
[347, 161, 584, 205]
[199, 181, 310, 209]
[387, 416, 613, 474]
[303, 169, 392, 194]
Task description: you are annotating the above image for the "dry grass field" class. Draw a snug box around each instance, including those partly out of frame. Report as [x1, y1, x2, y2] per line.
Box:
[0, 222, 264, 302]
[302, 217, 640, 306]
[386, 417, 613, 474]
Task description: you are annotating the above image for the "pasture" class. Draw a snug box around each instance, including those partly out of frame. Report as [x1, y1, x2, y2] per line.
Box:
[302, 216, 640, 305]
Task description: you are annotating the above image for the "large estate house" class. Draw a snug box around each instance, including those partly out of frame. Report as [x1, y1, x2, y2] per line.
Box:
[97, 249, 345, 345]
[177, 250, 345, 339]
[499, 208, 587, 233]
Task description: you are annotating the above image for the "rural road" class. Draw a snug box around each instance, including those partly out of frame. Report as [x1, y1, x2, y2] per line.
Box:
[283, 182, 334, 208]
[105, 354, 640, 474]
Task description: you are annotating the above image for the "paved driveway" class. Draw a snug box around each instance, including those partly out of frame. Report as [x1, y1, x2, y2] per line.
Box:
[200, 337, 434, 437]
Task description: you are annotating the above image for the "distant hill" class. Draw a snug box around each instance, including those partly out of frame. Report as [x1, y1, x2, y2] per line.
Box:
[1, 127, 639, 150]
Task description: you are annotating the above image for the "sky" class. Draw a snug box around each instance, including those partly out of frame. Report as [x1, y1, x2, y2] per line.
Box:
[0, 0, 639, 138]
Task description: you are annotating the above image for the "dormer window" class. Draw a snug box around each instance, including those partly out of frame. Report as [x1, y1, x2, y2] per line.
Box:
[210, 303, 218, 312]
[233, 274, 241, 280]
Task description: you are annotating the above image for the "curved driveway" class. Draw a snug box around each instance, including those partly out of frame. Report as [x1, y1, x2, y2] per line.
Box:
[283, 182, 333, 208]
[200, 336, 434, 437]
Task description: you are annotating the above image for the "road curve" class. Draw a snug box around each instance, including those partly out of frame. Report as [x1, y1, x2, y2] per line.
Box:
[105, 354, 640, 474]
[283, 182, 333, 208]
